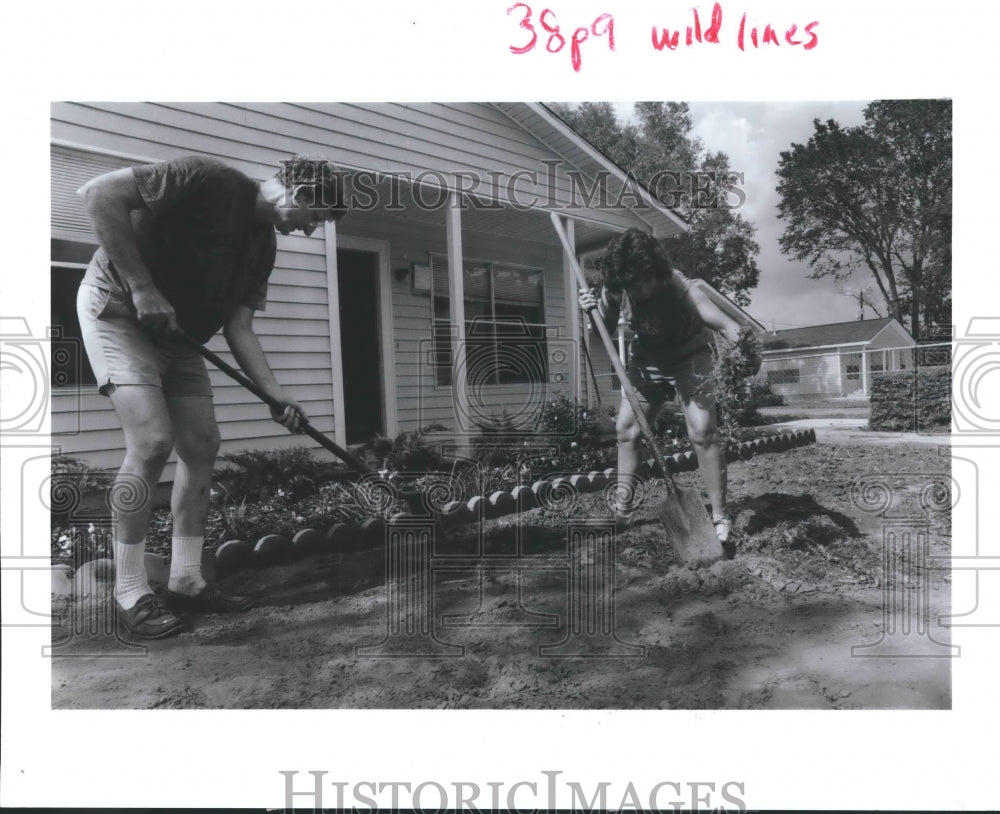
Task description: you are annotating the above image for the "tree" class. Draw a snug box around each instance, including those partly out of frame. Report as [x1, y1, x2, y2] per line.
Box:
[775, 100, 952, 338]
[550, 102, 761, 305]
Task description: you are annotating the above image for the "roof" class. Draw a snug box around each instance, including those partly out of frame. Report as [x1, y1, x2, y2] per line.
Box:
[688, 279, 766, 333]
[761, 318, 909, 351]
[495, 103, 689, 244]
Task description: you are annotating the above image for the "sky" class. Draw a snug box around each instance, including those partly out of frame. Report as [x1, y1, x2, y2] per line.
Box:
[688, 100, 872, 331]
[5, 2, 998, 811]
[619, 100, 873, 332]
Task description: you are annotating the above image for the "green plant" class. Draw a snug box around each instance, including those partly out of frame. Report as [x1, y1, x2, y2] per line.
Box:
[50, 520, 112, 567]
[361, 423, 450, 475]
[650, 407, 689, 450]
[713, 327, 766, 442]
[868, 366, 951, 431]
[214, 446, 342, 504]
[469, 398, 615, 482]
[537, 395, 605, 453]
[50, 455, 114, 511]
[473, 411, 527, 468]
[214, 498, 258, 541]
[748, 380, 784, 408]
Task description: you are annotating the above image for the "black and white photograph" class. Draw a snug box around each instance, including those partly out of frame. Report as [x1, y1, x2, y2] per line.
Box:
[2, 1, 997, 811]
[45, 98, 954, 712]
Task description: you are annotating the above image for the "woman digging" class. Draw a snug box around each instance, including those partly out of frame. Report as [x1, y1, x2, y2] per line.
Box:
[578, 228, 745, 543]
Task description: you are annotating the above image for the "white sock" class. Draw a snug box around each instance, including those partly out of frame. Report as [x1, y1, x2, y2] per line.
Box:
[168, 536, 207, 594]
[114, 540, 151, 610]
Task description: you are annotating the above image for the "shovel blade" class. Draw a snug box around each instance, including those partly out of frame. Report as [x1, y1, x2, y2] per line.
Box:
[656, 487, 724, 565]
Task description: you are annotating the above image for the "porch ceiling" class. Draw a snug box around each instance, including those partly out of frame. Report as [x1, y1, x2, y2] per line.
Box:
[344, 171, 631, 253]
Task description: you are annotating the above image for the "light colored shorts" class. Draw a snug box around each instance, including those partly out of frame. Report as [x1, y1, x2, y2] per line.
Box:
[627, 345, 717, 406]
[76, 284, 212, 398]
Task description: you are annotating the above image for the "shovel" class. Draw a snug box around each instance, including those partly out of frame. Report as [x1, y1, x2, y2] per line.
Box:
[172, 329, 374, 476]
[550, 213, 724, 565]
[172, 329, 455, 526]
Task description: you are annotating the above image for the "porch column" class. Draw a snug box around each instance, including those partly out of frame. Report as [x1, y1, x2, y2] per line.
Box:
[446, 191, 470, 456]
[559, 216, 582, 405]
[324, 220, 347, 446]
[861, 347, 870, 397]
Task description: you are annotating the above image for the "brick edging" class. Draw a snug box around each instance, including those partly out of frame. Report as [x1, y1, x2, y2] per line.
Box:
[54, 430, 817, 592]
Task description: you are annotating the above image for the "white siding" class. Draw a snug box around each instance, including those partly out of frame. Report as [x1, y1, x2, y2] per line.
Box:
[49, 127, 337, 477]
[50, 102, 672, 476]
[339, 205, 574, 436]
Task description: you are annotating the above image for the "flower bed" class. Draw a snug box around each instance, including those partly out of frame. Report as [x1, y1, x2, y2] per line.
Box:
[50, 429, 816, 592]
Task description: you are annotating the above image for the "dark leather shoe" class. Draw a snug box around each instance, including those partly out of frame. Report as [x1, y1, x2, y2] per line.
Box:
[165, 583, 255, 613]
[117, 594, 184, 639]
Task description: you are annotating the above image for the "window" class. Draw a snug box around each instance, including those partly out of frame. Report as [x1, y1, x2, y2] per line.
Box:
[767, 368, 800, 385]
[430, 254, 546, 386]
[51, 240, 99, 388]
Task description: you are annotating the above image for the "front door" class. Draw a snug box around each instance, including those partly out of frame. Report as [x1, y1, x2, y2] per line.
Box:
[337, 248, 384, 444]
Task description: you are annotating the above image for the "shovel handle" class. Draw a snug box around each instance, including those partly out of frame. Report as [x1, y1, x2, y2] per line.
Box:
[172, 329, 374, 475]
[550, 213, 675, 489]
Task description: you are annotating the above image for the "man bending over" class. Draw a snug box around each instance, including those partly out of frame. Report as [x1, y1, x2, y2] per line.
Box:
[78, 154, 347, 638]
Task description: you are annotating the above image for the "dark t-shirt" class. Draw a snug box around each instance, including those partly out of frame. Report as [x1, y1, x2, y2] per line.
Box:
[606, 269, 713, 366]
[84, 156, 277, 342]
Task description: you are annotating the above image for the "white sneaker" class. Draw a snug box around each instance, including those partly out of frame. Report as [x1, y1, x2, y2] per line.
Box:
[713, 516, 732, 543]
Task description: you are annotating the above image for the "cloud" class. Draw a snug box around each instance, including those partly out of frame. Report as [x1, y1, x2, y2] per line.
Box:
[687, 100, 872, 329]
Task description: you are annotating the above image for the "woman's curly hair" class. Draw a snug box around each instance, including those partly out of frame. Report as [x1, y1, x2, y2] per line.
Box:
[596, 228, 674, 294]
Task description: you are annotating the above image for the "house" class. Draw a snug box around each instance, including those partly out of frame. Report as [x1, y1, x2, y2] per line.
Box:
[50, 102, 688, 476]
[758, 317, 915, 401]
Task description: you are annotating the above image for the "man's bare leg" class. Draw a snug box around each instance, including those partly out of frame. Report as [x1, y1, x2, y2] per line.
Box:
[106, 385, 183, 636]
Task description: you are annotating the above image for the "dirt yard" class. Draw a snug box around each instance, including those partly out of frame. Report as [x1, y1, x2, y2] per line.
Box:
[50, 440, 953, 710]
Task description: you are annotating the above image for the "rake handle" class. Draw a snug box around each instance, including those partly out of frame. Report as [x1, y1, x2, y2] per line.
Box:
[172, 329, 374, 476]
[550, 213, 675, 491]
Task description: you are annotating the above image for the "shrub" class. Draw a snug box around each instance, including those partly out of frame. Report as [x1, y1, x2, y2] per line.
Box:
[748, 380, 784, 408]
[469, 397, 615, 482]
[650, 407, 687, 436]
[361, 423, 450, 475]
[214, 446, 344, 504]
[213, 498, 258, 541]
[49, 455, 115, 527]
[523, 396, 615, 480]
[473, 411, 527, 468]
[869, 366, 951, 431]
[537, 395, 605, 453]
[50, 454, 113, 497]
[713, 327, 766, 442]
